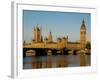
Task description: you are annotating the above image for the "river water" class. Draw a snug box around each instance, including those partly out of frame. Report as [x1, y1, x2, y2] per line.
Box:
[23, 54, 91, 69]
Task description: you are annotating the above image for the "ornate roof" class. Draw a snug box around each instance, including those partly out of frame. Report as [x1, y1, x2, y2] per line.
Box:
[80, 19, 86, 30]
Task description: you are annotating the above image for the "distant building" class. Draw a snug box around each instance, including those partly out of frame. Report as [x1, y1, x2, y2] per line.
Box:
[24, 19, 87, 50]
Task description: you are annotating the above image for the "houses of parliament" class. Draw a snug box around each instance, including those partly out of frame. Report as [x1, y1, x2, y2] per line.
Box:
[23, 19, 87, 50]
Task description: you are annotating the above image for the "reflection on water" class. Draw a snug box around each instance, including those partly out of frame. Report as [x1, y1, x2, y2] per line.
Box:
[23, 54, 91, 69]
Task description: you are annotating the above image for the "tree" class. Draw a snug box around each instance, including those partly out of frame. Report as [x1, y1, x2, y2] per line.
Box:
[86, 42, 91, 49]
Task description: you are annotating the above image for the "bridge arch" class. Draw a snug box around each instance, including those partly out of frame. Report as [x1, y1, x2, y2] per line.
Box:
[26, 50, 36, 56]
[47, 50, 52, 56]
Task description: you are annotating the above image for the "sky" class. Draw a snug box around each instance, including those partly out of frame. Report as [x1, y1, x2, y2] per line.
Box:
[23, 10, 91, 42]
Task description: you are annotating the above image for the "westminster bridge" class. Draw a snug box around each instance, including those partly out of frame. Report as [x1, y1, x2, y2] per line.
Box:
[24, 47, 72, 56]
[23, 47, 89, 57]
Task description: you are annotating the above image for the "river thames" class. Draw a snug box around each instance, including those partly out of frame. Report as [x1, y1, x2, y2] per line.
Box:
[23, 54, 90, 69]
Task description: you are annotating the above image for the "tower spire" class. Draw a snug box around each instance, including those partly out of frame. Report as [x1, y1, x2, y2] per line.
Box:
[80, 18, 86, 30]
[48, 30, 53, 42]
[82, 18, 85, 24]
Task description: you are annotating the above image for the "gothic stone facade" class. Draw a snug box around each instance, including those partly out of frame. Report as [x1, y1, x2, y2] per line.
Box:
[23, 19, 86, 50]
